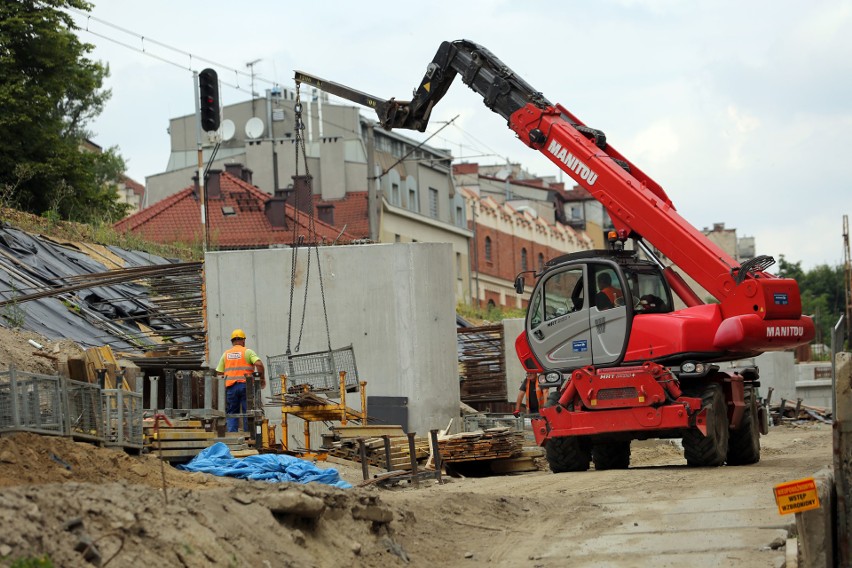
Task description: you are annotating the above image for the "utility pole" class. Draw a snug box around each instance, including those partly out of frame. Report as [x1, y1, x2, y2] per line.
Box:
[844, 215, 851, 340]
[366, 124, 378, 241]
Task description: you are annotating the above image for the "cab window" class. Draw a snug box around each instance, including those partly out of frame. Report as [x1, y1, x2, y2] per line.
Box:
[543, 267, 584, 321]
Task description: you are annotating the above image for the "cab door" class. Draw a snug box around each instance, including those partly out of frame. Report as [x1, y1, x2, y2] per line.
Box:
[526, 264, 593, 371]
[589, 264, 630, 366]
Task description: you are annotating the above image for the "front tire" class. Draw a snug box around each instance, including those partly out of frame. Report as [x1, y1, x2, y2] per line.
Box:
[543, 390, 590, 472]
[683, 383, 729, 467]
[727, 386, 761, 465]
[546, 436, 591, 472]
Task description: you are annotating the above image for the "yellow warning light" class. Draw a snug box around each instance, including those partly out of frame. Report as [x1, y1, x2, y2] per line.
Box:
[607, 231, 618, 242]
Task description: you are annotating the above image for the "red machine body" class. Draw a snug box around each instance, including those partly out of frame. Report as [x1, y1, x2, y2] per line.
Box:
[296, 39, 813, 469]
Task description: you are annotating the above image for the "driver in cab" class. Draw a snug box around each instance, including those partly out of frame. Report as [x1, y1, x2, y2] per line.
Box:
[595, 271, 623, 310]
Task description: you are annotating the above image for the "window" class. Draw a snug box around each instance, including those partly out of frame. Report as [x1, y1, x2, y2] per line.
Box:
[391, 183, 400, 206]
[456, 205, 464, 227]
[456, 252, 462, 280]
[542, 267, 584, 322]
[484, 236, 492, 262]
[521, 248, 528, 271]
[317, 204, 334, 225]
[538, 253, 545, 271]
[429, 187, 439, 218]
[394, 234, 401, 243]
[408, 187, 419, 213]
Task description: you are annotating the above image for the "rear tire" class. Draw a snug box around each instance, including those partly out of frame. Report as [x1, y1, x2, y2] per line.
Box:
[683, 383, 729, 467]
[546, 436, 591, 472]
[592, 441, 631, 470]
[727, 387, 761, 465]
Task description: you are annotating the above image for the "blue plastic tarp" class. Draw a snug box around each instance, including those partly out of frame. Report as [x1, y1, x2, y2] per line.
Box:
[177, 443, 352, 489]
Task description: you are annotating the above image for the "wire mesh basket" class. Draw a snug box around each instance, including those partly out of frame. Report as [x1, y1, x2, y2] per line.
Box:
[65, 379, 103, 442]
[0, 369, 65, 435]
[267, 345, 359, 395]
[463, 413, 524, 433]
[102, 388, 143, 449]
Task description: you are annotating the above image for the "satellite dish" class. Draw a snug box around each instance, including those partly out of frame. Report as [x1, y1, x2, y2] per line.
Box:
[245, 117, 265, 139]
[220, 119, 236, 142]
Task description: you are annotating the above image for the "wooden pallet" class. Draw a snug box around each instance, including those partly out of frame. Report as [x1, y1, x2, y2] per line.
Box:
[328, 435, 430, 470]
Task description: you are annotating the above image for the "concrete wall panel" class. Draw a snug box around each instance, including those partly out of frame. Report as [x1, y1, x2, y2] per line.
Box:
[205, 243, 459, 446]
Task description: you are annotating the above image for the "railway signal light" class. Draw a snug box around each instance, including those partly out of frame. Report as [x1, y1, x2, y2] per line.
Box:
[199, 68, 220, 132]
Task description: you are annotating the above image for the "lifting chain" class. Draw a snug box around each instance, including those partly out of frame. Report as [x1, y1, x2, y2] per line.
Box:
[286, 82, 332, 355]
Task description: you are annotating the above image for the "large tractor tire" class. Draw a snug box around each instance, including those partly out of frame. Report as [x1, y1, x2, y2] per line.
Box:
[543, 390, 590, 472]
[683, 383, 729, 467]
[545, 436, 591, 472]
[592, 441, 631, 470]
[727, 386, 761, 465]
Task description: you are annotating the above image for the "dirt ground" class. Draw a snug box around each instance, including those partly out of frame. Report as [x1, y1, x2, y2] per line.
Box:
[0, 326, 835, 567]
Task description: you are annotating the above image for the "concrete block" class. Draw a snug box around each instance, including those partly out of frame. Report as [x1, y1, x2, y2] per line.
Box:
[794, 467, 834, 568]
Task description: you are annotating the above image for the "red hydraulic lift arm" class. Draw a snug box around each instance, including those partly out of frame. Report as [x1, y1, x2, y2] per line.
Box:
[296, 40, 811, 330]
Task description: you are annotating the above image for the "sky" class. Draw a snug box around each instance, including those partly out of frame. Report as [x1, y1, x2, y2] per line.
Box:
[69, 0, 852, 270]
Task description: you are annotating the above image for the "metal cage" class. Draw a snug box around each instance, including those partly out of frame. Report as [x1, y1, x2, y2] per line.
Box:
[65, 379, 104, 442]
[102, 389, 143, 449]
[0, 368, 65, 435]
[267, 345, 359, 395]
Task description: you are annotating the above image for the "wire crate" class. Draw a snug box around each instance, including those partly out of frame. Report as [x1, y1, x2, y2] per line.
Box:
[267, 345, 359, 395]
[0, 368, 65, 435]
[463, 413, 524, 433]
[65, 379, 103, 442]
[102, 389, 143, 449]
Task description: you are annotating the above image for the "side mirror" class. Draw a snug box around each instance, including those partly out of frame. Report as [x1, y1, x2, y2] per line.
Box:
[514, 275, 525, 294]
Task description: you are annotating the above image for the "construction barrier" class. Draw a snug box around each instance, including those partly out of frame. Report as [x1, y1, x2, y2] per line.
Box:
[102, 388, 143, 450]
[0, 368, 65, 436]
[65, 378, 103, 442]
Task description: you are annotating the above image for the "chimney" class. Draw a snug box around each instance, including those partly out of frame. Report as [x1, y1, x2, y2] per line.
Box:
[288, 174, 314, 215]
[265, 194, 288, 228]
[224, 163, 253, 185]
[205, 169, 222, 199]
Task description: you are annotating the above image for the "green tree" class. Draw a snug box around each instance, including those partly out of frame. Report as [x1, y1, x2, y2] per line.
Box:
[0, 0, 130, 222]
[777, 255, 845, 353]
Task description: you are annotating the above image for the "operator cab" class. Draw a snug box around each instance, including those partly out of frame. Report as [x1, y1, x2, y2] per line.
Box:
[519, 250, 672, 373]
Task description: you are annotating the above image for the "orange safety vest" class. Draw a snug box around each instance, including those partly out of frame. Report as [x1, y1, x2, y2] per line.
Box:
[602, 286, 624, 304]
[223, 345, 255, 388]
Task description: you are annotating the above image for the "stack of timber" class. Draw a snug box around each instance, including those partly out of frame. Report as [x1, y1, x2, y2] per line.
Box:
[143, 419, 216, 462]
[328, 435, 431, 471]
[438, 427, 523, 463]
[67, 345, 132, 389]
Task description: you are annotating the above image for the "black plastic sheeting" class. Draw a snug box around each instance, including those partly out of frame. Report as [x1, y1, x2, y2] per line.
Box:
[0, 225, 183, 351]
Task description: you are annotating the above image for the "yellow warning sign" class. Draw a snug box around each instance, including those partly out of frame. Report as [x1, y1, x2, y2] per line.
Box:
[423, 82, 431, 92]
[774, 477, 820, 515]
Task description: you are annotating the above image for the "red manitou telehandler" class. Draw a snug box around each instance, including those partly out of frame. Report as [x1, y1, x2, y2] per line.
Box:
[296, 39, 815, 471]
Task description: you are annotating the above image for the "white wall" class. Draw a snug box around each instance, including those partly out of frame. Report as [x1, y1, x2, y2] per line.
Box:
[205, 242, 459, 447]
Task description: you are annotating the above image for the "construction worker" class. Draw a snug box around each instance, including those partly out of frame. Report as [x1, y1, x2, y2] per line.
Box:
[513, 372, 544, 417]
[215, 329, 265, 432]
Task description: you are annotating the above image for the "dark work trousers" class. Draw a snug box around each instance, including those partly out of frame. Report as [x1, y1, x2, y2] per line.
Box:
[226, 381, 247, 432]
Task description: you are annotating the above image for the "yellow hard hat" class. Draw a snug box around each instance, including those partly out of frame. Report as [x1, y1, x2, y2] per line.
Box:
[230, 328, 246, 341]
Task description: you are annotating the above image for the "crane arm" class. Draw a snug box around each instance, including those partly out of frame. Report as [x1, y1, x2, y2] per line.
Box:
[296, 40, 811, 330]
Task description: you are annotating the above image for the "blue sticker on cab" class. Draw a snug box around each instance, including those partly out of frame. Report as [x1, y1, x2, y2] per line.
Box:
[774, 293, 788, 305]
[573, 340, 588, 352]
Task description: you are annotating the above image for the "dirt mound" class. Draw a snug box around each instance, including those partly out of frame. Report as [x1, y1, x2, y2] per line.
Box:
[0, 326, 83, 375]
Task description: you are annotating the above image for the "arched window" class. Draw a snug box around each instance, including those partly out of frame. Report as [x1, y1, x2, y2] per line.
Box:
[484, 236, 492, 262]
[538, 253, 545, 271]
[521, 248, 528, 271]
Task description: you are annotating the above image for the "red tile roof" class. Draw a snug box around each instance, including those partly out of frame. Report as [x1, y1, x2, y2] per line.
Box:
[121, 175, 145, 197]
[313, 192, 370, 239]
[114, 171, 356, 249]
